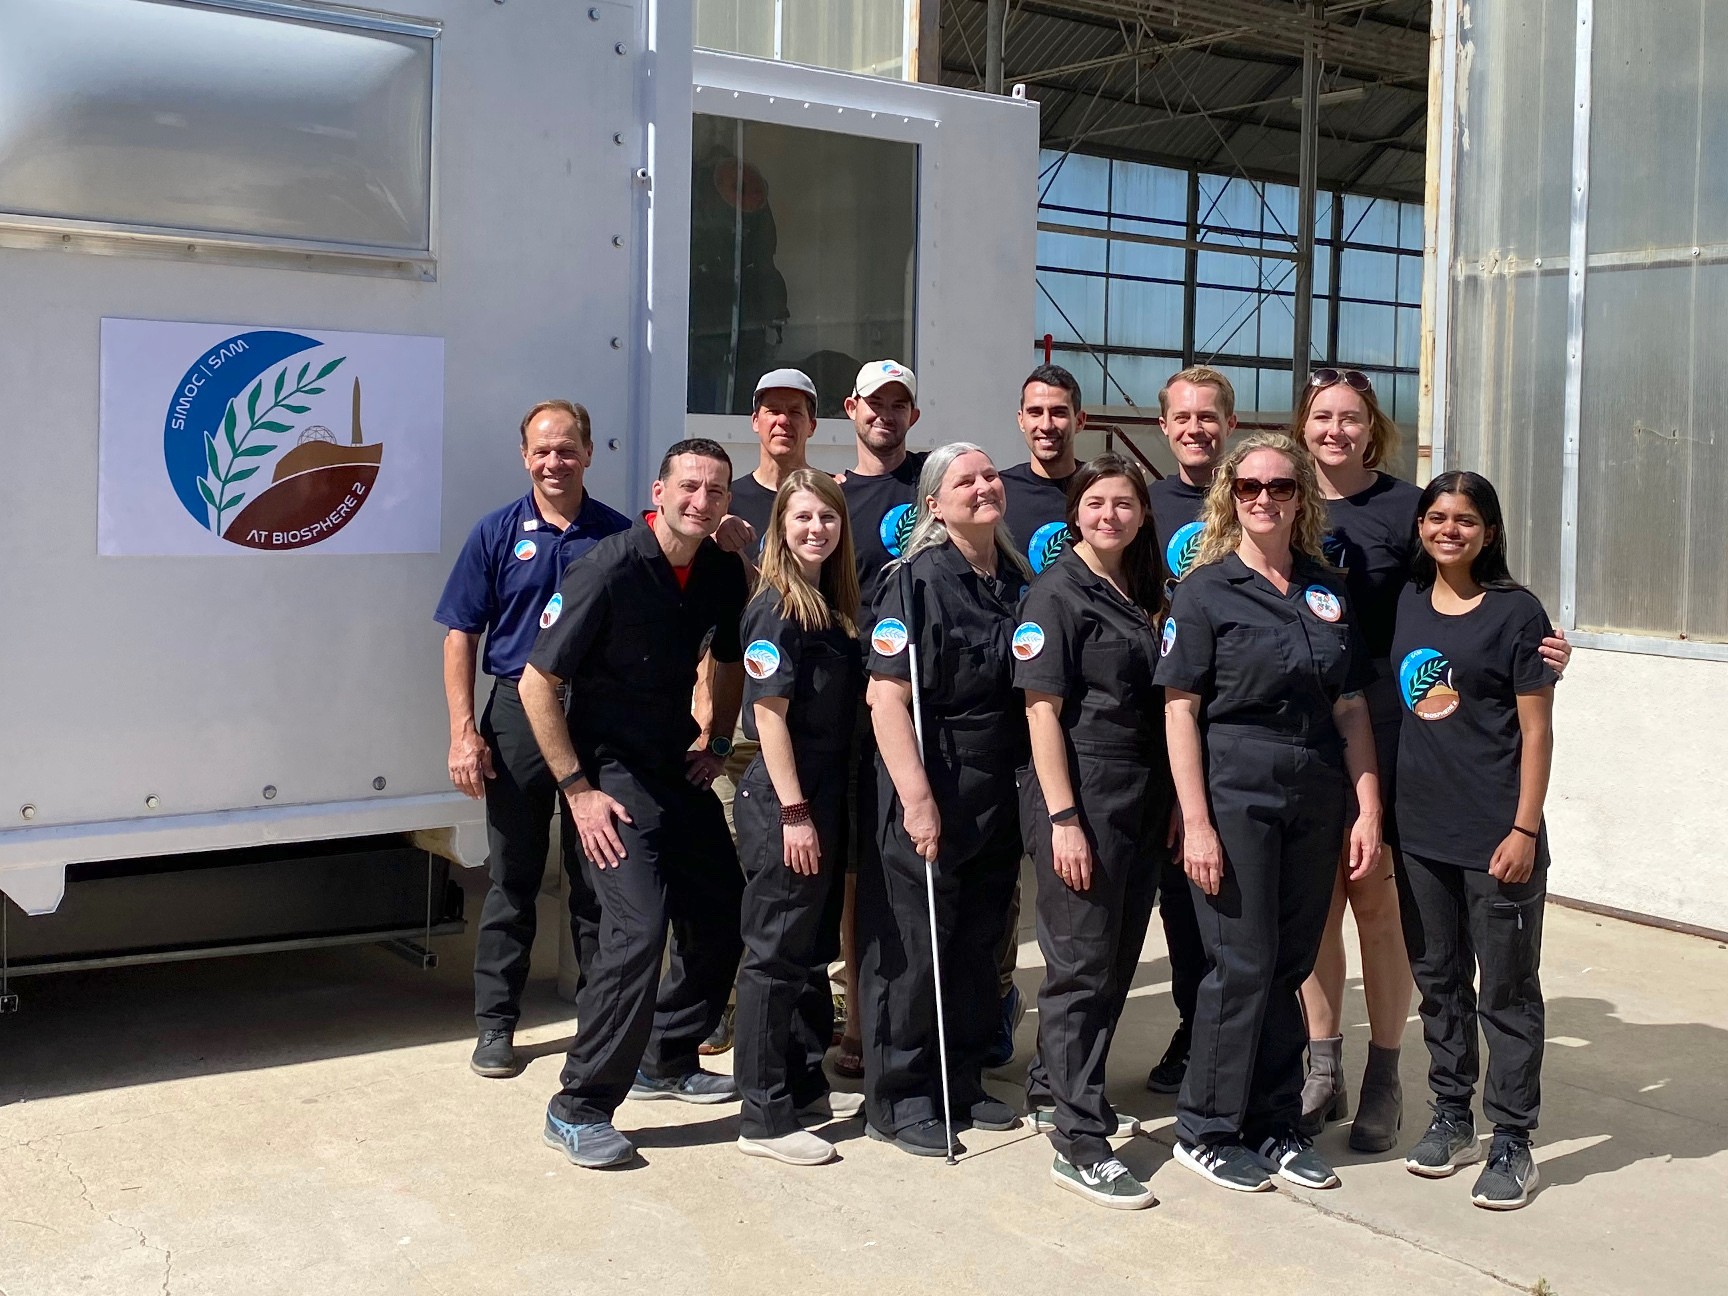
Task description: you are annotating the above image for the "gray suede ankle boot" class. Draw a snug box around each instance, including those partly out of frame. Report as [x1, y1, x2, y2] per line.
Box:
[1349, 1043, 1403, 1152]
[1298, 1035, 1347, 1137]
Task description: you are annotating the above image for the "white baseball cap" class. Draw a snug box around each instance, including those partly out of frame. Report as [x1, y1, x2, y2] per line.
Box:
[851, 359, 917, 402]
[752, 368, 818, 405]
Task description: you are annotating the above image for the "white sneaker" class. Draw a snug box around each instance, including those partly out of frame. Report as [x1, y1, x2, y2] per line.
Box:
[797, 1090, 866, 1122]
[737, 1129, 837, 1166]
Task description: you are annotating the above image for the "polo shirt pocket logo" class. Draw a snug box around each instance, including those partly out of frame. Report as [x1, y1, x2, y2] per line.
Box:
[514, 538, 538, 561]
[1304, 586, 1341, 622]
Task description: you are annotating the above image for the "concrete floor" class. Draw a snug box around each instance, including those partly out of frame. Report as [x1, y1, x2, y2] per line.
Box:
[2, 862, 1726, 1296]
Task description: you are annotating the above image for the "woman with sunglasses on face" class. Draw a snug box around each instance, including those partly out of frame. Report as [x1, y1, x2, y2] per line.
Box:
[860, 442, 1032, 1158]
[1154, 433, 1382, 1194]
[1391, 472, 1554, 1211]
[1015, 455, 1170, 1210]
[1294, 369, 1569, 1153]
[733, 470, 866, 1167]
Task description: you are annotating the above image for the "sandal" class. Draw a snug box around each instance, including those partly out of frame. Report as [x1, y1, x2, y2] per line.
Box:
[834, 1036, 864, 1079]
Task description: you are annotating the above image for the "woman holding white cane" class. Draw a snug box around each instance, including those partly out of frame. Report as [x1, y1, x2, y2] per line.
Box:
[859, 442, 1032, 1158]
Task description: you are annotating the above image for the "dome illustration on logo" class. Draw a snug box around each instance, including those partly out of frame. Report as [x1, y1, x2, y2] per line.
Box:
[162, 330, 384, 551]
[879, 503, 916, 559]
[1028, 521, 1070, 574]
[1166, 521, 1203, 580]
[1399, 647, 1460, 720]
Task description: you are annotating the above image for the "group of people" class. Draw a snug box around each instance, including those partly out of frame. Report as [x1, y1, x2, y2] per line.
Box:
[435, 358, 1563, 1214]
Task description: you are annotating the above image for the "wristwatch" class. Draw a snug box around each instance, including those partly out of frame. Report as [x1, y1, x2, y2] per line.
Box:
[706, 734, 734, 758]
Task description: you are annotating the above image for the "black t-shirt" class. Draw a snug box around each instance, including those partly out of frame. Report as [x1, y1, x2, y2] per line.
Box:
[739, 589, 862, 755]
[867, 538, 1028, 764]
[1322, 473, 1422, 661]
[1147, 475, 1209, 581]
[840, 452, 927, 621]
[729, 470, 779, 542]
[1392, 583, 1556, 869]
[528, 522, 749, 773]
[1013, 547, 1164, 758]
[1000, 461, 1076, 575]
[1154, 552, 1370, 746]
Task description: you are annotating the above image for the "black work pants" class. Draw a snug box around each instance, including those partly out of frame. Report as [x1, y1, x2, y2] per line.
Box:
[1177, 730, 1344, 1147]
[734, 753, 849, 1138]
[1158, 850, 1205, 1028]
[548, 761, 744, 1125]
[1022, 749, 1171, 1168]
[1399, 848, 1547, 1132]
[474, 677, 600, 1031]
[859, 734, 1022, 1134]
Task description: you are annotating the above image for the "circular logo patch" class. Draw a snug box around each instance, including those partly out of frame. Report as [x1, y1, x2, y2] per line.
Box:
[1160, 617, 1177, 657]
[1166, 520, 1204, 580]
[514, 538, 538, 561]
[1028, 521, 1070, 574]
[539, 593, 563, 629]
[879, 503, 916, 558]
[1011, 622, 1046, 660]
[1399, 647, 1460, 720]
[871, 617, 909, 657]
[1304, 586, 1342, 622]
[743, 639, 782, 680]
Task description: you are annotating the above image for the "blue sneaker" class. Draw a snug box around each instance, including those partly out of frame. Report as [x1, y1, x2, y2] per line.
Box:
[629, 1068, 739, 1104]
[542, 1110, 633, 1168]
[983, 985, 1025, 1070]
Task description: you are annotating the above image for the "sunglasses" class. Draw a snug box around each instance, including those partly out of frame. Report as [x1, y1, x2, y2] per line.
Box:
[1231, 476, 1299, 503]
[1309, 367, 1374, 393]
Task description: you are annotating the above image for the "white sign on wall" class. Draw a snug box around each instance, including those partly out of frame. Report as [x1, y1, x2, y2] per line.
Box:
[99, 318, 444, 555]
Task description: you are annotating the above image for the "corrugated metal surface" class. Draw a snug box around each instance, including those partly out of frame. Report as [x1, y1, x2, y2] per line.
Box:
[940, 0, 1430, 200]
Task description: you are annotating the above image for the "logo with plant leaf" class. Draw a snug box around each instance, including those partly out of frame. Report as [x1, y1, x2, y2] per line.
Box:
[1399, 647, 1460, 721]
[880, 502, 916, 558]
[162, 329, 385, 550]
[1028, 521, 1070, 574]
[1166, 520, 1203, 580]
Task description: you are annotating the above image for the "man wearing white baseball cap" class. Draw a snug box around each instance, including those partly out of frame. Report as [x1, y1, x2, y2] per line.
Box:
[831, 359, 923, 1080]
[729, 368, 820, 544]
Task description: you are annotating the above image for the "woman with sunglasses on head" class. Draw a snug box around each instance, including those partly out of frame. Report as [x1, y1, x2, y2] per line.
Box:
[1391, 472, 1554, 1211]
[1015, 454, 1170, 1210]
[1154, 432, 1382, 1194]
[1293, 369, 1568, 1153]
[733, 470, 867, 1167]
[860, 442, 1032, 1158]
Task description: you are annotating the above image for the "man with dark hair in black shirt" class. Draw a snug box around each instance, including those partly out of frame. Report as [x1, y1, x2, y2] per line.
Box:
[1000, 364, 1086, 576]
[521, 438, 750, 1169]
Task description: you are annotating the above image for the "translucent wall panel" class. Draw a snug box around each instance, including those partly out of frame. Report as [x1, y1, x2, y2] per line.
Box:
[695, 0, 911, 79]
[689, 116, 916, 416]
[1035, 272, 1105, 346]
[0, 0, 433, 252]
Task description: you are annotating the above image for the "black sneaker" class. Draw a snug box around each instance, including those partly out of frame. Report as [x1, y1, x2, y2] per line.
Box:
[470, 1026, 518, 1078]
[962, 1098, 1020, 1132]
[866, 1117, 966, 1159]
[1173, 1138, 1273, 1192]
[1050, 1154, 1156, 1210]
[628, 1068, 738, 1104]
[1253, 1130, 1340, 1189]
[1471, 1133, 1539, 1210]
[1405, 1106, 1482, 1178]
[1145, 1022, 1191, 1094]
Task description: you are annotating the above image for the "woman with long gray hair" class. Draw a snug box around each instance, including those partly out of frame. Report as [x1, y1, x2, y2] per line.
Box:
[857, 442, 1032, 1158]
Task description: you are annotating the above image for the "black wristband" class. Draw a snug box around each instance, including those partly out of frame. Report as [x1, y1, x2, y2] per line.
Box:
[556, 769, 587, 793]
[1049, 806, 1080, 825]
[1511, 824, 1539, 840]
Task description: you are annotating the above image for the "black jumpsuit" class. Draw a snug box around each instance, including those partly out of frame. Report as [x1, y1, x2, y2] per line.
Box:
[1153, 553, 1369, 1147]
[859, 539, 1028, 1135]
[1015, 548, 1173, 1168]
[527, 523, 750, 1125]
[733, 591, 863, 1139]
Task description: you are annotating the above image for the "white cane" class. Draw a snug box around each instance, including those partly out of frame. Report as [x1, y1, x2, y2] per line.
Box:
[899, 563, 959, 1166]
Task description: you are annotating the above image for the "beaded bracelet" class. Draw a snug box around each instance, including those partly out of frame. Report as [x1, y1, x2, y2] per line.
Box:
[780, 800, 813, 826]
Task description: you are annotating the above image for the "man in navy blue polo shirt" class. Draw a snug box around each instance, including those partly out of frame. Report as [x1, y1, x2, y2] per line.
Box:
[435, 399, 630, 1079]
